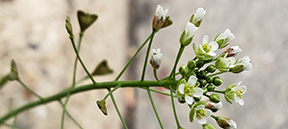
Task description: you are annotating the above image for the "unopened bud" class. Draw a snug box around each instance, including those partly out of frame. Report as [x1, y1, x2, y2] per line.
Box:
[205, 65, 217, 73]
[8, 60, 20, 81]
[207, 84, 215, 91]
[209, 94, 220, 103]
[205, 102, 223, 112]
[202, 124, 216, 129]
[65, 16, 73, 36]
[187, 60, 196, 70]
[213, 76, 222, 86]
[223, 46, 242, 57]
[213, 116, 237, 129]
[179, 65, 189, 76]
[152, 5, 168, 31]
[150, 48, 162, 69]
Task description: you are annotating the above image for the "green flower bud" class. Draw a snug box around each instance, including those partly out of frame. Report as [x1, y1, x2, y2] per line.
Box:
[207, 84, 215, 91]
[209, 94, 220, 103]
[199, 79, 207, 87]
[205, 65, 217, 73]
[206, 76, 213, 83]
[96, 100, 108, 116]
[178, 95, 186, 104]
[179, 65, 189, 76]
[161, 16, 173, 29]
[202, 87, 208, 94]
[187, 60, 196, 70]
[197, 70, 207, 79]
[230, 64, 244, 73]
[65, 16, 73, 37]
[77, 10, 98, 32]
[213, 76, 222, 86]
[215, 58, 230, 72]
[202, 124, 216, 129]
[8, 60, 20, 81]
[196, 60, 205, 68]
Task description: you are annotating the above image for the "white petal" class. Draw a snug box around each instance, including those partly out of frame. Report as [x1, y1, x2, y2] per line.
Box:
[209, 41, 219, 51]
[197, 117, 207, 124]
[202, 35, 209, 44]
[207, 51, 216, 56]
[196, 105, 205, 110]
[239, 85, 247, 94]
[155, 5, 163, 15]
[178, 84, 185, 94]
[229, 120, 237, 128]
[187, 76, 197, 86]
[185, 22, 198, 38]
[185, 95, 193, 105]
[193, 88, 203, 98]
[195, 7, 206, 19]
[231, 46, 242, 53]
[214, 102, 223, 109]
[204, 109, 212, 117]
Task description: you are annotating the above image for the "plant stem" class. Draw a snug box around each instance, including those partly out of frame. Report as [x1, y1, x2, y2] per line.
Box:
[141, 30, 156, 81]
[140, 87, 174, 97]
[115, 33, 153, 81]
[62, 32, 84, 129]
[17, 80, 43, 100]
[169, 45, 185, 81]
[153, 69, 162, 84]
[207, 71, 225, 77]
[169, 85, 182, 128]
[69, 36, 96, 85]
[140, 30, 163, 128]
[103, 84, 121, 100]
[212, 90, 225, 94]
[58, 100, 83, 129]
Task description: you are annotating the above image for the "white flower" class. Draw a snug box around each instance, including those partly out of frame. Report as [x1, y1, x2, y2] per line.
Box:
[215, 54, 236, 72]
[150, 48, 162, 69]
[199, 35, 219, 57]
[225, 82, 247, 105]
[155, 5, 168, 21]
[180, 21, 199, 46]
[192, 7, 206, 24]
[178, 76, 203, 105]
[152, 5, 169, 30]
[193, 105, 212, 124]
[206, 101, 223, 110]
[224, 46, 242, 57]
[230, 56, 252, 73]
[215, 29, 235, 49]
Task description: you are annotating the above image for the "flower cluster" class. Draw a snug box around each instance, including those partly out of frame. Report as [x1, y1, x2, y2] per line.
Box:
[150, 5, 252, 129]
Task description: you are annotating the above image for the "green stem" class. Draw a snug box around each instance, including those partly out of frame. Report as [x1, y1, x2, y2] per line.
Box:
[207, 71, 225, 77]
[146, 87, 164, 129]
[169, 85, 182, 128]
[141, 30, 156, 81]
[212, 90, 225, 94]
[108, 88, 128, 129]
[62, 32, 84, 129]
[140, 87, 174, 97]
[169, 45, 185, 81]
[0, 81, 177, 124]
[153, 69, 162, 84]
[103, 84, 121, 100]
[17, 80, 43, 100]
[69, 36, 96, 85]
[58, 100, 83, 129]
[115, 33, 153, 81]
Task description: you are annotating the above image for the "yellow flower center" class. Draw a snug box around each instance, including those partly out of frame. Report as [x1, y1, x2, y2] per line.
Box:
[203, 43, 211, 53]
[196, 109, 206, 119]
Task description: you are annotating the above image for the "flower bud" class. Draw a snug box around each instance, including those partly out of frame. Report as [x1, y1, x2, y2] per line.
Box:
[209, 94, 220, 103]
[150, 48, 162, 69]
[161, 16, 173, 29]
[199, 79, 207, 87]
[215, 57, 235, 72]
[179, 65, 189, 76]
[213, 116, 237, 129]
[214, 29, 235, 49]
[205, 101, 223, 112]
[180, 21, 198, 46]
[8, 60, 20, 81]
[223, 46, 242, 57]
[77, 10, 98, 32]
[197, 70, 207, 79]
[202, 124, 216, 129]
[207, 84, 215, 91]
[196, 60, 205, 68]
[230, 56, 252, 73]
[206, 75, 213, 83]
[152, 5, 169, 31]
[213, 76, 222, 86]
[205, 65, 217, 73]
[65, 16, 73, 37]
[96, 100, 108, 115]
[190, 7, 206, 27]
[187, 60, 196, 70]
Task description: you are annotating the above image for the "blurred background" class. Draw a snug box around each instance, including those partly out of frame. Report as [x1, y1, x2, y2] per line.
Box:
[0, 0, 288, 129]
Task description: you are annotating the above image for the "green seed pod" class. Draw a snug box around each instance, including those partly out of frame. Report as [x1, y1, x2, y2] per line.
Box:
[209, 94, 220, 103]
[187, 60, 196, 70]
[213, 76, 222, 86]
[205, 65, 217, 73]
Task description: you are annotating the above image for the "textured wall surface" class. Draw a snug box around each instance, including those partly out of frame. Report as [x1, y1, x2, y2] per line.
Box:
[1, 0, 288, 129]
